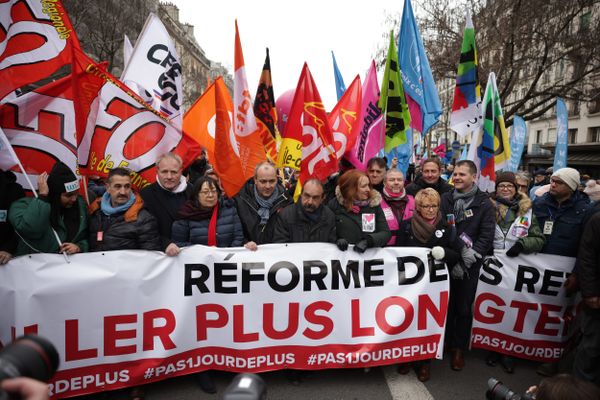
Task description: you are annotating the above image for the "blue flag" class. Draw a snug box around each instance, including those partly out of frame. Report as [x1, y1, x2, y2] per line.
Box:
[459, 143, 469, 160]
[508, 115, 527, 172]
[398, 0, 442, 135]
[553, 98, 568, 170]
[386, 128, 413, 177]
[331, 51, 346, 101]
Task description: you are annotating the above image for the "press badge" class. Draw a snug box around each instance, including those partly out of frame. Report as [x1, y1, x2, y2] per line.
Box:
[0, 210, 6, 223]
[543, 220, 554, 235]
[362, 213, 375, 232]
[464, 209, 474, 218]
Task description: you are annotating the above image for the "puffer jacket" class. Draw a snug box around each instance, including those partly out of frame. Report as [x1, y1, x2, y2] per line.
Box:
[533, 190, 592, 257]
[491, 192, 545, 253]
[171, 198, 244, 247]
[9, 196, 88, 255]
[397, 217, 463, 267]
[88, 195, 162, 251]
[234, 178, 292, 244]
[272, 201, 337, 243]
[327, 187, 391, 247]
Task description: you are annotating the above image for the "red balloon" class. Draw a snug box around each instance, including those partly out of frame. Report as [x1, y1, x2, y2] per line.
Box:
[275, 89, 295, 135]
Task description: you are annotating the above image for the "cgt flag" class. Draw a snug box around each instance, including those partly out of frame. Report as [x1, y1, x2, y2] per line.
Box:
[0, 126, 20, 171]
[253, 48, 279, 162]
[120, 13, 183, 128]
[379, 30, 411, 153]
[0, 0, 80, 100]
[328, 75, 362, 159]
[398, 0, 442, 135]
[277, 63, 337, 200]
[450, 11, 482, 138]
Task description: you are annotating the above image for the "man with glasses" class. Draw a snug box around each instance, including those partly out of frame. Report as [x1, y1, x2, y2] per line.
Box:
[533, 167, 592, 257]
[440, 160, 495, 371]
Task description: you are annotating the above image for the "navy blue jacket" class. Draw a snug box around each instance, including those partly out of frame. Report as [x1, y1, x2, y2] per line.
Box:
[533, 190, 592, 257]
[171, 198, 244, 247]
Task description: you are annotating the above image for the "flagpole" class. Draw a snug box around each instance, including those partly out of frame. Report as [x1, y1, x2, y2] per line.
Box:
[14, 161, 70, 263]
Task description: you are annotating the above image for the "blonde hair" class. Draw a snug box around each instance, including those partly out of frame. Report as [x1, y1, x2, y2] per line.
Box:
[414, 187, 441, 207]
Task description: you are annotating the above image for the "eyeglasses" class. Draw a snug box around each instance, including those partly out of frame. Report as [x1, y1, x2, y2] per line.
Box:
[419, 204, 439, 210]
[199, 189, 218, 195]
[497, 184, 516, 190]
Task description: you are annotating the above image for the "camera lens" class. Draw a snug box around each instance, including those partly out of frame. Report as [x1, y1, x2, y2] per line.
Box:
[0, 335, 59, 382]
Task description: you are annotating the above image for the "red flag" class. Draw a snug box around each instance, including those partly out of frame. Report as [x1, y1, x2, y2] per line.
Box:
[253, 48, 279, 161]
[277, 63, 337, 199]
[214, 78, 245, 197]
[71, 48, 200, 191]
[0, 0, 80, 100]
[0, 75, 78, 192]
[328, 75, 362, 159]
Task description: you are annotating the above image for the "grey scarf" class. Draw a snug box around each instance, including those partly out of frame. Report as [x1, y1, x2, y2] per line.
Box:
[254, 184, 282, 225]
[452, 184, 478, 223]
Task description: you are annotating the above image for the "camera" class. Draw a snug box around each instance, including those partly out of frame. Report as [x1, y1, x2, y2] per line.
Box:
[486, 378, 535, 400]
[222, 373, 266, 400]
[0, 335, 59, 400]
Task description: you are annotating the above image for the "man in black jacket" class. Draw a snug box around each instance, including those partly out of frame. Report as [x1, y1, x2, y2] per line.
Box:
[273, 179, 336, 243]
[140, 152, 192, 256]
[234, 162, 292, 247]
[406, 157, 454, 197]
[88, 168, 161, 251]
[440, 160, 495, 371]
[0, 170, 25, 264]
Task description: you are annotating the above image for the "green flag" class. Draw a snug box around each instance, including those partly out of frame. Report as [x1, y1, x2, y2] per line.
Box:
[379, 30, 411, 152]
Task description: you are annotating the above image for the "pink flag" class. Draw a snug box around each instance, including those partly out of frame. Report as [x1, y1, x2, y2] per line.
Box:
[345, 61, 385, 170]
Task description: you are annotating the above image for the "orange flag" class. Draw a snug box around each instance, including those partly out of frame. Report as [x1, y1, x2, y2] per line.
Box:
[328, 75, 362, 159]
[183, 78, 233, 162]
[234, 21, 267, 177]
[277, 63, 337, 200]
[214, 78, 246, 197]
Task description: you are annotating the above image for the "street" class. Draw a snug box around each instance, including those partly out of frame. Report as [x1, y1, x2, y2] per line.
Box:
[80, 349, 543, 399]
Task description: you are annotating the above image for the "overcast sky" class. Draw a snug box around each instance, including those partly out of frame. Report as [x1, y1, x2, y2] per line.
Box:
[168, 0, 404, 111]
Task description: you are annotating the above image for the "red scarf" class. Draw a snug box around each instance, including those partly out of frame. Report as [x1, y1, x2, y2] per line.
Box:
[207, 203, 219, 246]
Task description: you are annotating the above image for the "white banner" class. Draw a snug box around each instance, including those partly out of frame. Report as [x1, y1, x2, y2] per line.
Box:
[120, 13, 183, 128]
[471, 251, 577, 362]
[0, 244, 449, 398]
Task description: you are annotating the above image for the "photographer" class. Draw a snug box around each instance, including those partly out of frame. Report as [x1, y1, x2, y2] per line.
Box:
[1, 377, 49, 400]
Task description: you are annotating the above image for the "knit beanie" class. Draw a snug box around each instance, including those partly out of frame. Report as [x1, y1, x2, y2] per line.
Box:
[47, 161, 79, 196]
[495, 171, 517, 189]
[551, 167, 580, 191]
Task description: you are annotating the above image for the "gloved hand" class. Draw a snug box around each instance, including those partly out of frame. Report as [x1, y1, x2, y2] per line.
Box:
[431, 246, 445, 260]
[461, 247, 481, 269]
[505, 242, 524, 257]
[336, 238, 349, 251]
[353, 239, 369, 253]
[451, 263, 465, 280]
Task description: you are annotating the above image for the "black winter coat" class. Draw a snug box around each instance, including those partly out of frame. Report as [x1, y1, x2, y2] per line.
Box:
[272, 202, 337, 243]
[234, 179, 292, 244]
[0, 171, 25, 254]
[88, 196, 162, 251]
[440, 188, 495, 258]
[171, 198, 244, 247]
[578, 209, 600, 299]
[397, 217, 463, 267]
[406, 176, 454, 197]
[140, 182, 192, 249]
[533, 190, 592, 257]
[327, 188, 391, 247]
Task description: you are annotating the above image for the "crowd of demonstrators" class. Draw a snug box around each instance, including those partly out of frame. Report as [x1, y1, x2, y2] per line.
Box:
[3, 150, 600, 394]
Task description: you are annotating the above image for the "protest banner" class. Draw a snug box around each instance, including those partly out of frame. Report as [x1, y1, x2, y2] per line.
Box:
[0, 244, 448, 398]
[471, 251, 577, 362]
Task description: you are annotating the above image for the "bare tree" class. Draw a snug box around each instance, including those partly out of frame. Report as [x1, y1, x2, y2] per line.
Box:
[377, 0, 600, 126]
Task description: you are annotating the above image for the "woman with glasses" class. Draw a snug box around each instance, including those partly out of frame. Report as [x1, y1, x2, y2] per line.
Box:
[172, 176, 244, 249]
[396, 187, 463, 382]
[486, 171, 545, 373]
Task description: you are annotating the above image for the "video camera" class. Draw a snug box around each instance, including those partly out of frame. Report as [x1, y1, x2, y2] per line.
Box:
[0, 335, 59, 400]
[486, 378, 535, 400]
